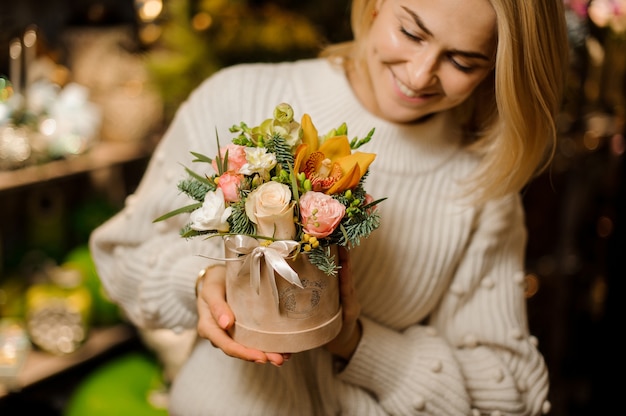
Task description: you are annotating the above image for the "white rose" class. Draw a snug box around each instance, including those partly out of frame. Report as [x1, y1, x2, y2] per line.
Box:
[189, 188, 232, 232]
[245, 181, 296, 240]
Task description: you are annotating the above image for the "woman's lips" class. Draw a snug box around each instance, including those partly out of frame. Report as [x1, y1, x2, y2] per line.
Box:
[395, 76, 418, 98]
[393, 74, 437, 100]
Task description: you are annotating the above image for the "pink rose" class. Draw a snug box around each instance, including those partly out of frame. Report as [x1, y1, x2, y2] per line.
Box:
[212, 144, 247, 173]
[299, 191, 346, 238]
[217, 172, 243, 202]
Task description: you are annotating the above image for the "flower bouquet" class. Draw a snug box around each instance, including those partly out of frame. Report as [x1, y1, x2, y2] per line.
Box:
[155, 103, 385, 352]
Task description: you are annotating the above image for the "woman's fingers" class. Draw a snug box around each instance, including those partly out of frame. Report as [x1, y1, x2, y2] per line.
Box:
[196, 265, 288, 366]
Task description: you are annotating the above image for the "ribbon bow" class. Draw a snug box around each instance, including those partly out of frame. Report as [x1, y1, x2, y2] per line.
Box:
[224, 235, 302, 307]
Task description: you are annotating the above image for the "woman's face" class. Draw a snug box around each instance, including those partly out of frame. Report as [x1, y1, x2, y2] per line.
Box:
[354, 0, 497, 123]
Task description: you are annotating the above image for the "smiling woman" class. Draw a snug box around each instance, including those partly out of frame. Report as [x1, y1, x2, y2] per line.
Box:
[353, 0, 497, 123]
[89, 0, 569, 414]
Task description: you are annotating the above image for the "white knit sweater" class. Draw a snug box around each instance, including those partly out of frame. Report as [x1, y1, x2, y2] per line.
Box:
[89, 58, 550, 415]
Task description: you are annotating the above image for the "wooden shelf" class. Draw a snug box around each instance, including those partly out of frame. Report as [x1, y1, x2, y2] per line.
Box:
[0, 140, 153, 399]
[0, 324, 136, 397]
[0, 141, 153, 192]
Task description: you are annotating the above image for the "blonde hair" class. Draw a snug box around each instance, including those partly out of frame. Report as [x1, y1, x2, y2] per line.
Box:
[321, 0, 569, 202]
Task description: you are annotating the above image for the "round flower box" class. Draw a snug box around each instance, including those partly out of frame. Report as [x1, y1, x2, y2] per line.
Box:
[225, 240, 342, 353]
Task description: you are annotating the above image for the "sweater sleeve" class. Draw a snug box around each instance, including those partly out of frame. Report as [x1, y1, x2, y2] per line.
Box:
[89, 93, 225, 331]
[87, 60, 307, 331]
[337, 194, 550, 416]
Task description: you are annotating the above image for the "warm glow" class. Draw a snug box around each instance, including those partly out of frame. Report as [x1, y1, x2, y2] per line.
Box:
[596, 216, 613, 238]
[23, 28, 37, 48]
[583, 131, 600, 151]
[193, 12, 213, 31]
[139, 23, 163, 44]
[137, 0, 163, 22]
[524, 273, 540, 298]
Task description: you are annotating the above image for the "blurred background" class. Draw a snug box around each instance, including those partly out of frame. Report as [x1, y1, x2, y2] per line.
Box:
[0, 0, 623, 415]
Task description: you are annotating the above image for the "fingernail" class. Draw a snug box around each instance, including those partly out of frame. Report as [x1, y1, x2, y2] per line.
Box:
[218, 315, 230, 329]
[254, 360, 265, 365]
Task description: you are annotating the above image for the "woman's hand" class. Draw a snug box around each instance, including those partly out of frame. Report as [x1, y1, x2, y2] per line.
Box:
[196, 265, 290, 367]
[324, 247, 362, 360]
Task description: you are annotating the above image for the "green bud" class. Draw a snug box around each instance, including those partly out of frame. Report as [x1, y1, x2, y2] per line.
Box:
[344, 189, 352, 199]
[336, 122, 348, 136]
[274, 103, 294, 124]
[304, 179, 312, 192]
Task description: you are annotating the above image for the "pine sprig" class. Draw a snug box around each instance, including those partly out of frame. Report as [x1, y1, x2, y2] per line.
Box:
[266, 133, 294, 172]
[177, 177, 214, 202]
[340, 212, 381, 247]
[305, 246, 339, 277]
[229, 200, 256, 235]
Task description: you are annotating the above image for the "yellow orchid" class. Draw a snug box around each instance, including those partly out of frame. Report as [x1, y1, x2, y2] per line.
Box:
[294, 114, 376, 195]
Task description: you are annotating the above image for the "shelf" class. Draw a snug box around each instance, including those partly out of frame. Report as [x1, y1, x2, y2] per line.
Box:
[0, 324, 136, 398]
[0, 141, 153, 192]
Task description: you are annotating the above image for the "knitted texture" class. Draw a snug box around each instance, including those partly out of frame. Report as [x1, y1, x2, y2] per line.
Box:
[90, 58, 549, 415]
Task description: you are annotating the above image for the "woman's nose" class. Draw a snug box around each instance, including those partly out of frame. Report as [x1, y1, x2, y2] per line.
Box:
[407, 52, 439, 90]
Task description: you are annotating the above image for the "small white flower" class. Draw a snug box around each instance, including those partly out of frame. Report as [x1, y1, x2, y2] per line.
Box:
[239, 147, 277, 180]
[189, 188, 232, 232]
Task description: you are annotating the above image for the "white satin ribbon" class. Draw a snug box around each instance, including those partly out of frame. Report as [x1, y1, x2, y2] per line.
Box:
[224, 235, 302, 307]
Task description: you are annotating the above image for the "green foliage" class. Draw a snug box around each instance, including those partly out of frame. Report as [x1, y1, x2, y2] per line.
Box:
[153, 202, 202, 223]
[178, 177, 214, 202]
[266, 134, 294, 172]
[306, 246, 338, 277]
[337, 212, 381, 248]
[152, 103, 384, 276]
[350, 128, 376, 149]
[180, 223, 207, 238]
[229, 200, 256, 236]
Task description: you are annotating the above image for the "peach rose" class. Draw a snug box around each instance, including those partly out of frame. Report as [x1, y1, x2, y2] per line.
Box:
[299, 191, 345, 238]
[212, 143, 247, 173]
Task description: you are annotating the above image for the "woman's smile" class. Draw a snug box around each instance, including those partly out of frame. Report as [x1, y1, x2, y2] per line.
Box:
[391, 69, 438, 102]
[351, 0, 497, 123]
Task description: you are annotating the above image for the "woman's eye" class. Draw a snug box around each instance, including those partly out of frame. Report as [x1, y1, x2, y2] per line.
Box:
[400, 27, 423, 42]
[447, 56, 475, 73]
